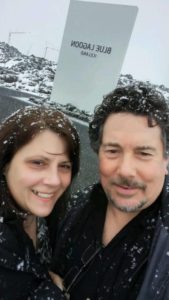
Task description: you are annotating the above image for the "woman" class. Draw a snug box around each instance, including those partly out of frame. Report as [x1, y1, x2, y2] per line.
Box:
[0, 105, 80, 299]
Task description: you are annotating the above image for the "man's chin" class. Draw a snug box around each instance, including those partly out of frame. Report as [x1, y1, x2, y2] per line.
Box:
[108, 196, 147, 213]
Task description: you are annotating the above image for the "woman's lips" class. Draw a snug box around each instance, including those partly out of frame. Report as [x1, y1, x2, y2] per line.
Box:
[32, 189, 55, 201]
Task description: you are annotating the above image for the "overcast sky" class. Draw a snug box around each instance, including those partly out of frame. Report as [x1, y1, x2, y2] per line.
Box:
[0, 0, 169, 87]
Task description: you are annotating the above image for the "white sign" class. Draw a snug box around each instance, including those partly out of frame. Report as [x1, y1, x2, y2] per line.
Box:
[51, 0, 138, 113]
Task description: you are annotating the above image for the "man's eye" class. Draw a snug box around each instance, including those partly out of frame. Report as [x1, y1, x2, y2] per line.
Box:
[105, 149, 119, 154]
[139, 152, 152, 158]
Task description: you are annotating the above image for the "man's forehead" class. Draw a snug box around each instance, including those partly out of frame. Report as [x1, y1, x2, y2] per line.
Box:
[102, 113, 162, 143]
[103, 113, 153, 129]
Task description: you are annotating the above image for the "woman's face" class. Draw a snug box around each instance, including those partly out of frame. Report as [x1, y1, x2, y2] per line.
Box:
[5, 130, 72, 217]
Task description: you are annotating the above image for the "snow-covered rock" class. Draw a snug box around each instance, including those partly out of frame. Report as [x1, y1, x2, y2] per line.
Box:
[0, 42, 57, 97]
[0, 41, 169, 122]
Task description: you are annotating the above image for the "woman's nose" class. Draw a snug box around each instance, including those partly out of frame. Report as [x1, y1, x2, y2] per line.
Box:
[43, 169, 61, 186]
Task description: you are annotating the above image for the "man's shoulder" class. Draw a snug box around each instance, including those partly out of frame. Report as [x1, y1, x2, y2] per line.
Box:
[67, 182, 103, 212]
[57, 183, 103, 234]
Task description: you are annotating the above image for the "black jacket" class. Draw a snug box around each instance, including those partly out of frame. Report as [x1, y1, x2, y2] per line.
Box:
[0, 212, 65, 300]
[137, 176, 169, 300]
[50, 177, 169, 300]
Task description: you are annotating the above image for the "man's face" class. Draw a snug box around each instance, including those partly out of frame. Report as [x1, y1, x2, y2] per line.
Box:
[99, 113, 168, 214]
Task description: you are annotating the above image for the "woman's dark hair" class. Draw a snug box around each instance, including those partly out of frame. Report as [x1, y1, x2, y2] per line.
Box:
[0, 105, 80, 216]
[89, 82, 169, 156]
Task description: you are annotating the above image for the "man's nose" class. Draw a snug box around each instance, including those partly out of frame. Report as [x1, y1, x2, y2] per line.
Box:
[118, 155, 136, 178]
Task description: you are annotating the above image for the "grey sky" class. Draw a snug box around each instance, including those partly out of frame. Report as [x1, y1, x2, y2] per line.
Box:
[0, 0, 169, 87]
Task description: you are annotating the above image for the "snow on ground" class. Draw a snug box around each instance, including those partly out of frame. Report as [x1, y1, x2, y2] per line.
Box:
[0, 41, 169, 122]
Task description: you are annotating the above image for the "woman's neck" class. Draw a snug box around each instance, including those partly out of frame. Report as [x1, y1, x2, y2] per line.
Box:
[23, 215, 37, 248]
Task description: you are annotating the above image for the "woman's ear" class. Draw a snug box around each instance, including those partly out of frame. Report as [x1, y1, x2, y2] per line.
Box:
[165, 158, 169, 175]
[3, 164, 9, 176]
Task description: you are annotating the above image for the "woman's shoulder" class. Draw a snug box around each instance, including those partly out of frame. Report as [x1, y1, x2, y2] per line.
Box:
[0, 213, 25, 253]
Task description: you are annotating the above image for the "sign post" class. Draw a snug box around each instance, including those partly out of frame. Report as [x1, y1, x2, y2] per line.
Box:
[51, 0, 138, 113]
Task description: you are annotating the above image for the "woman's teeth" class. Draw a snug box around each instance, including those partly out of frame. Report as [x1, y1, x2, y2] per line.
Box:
[32, 190, 53, 199]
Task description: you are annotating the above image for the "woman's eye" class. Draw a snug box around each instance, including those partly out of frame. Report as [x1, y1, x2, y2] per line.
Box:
[31, 160, 44, 166]
[60, 164, 72, 170]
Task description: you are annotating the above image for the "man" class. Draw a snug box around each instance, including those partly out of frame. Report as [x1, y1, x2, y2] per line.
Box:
[51, 82, 169, 300]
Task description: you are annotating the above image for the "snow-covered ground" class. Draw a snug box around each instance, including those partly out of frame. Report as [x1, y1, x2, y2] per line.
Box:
[0, 41, 169, 122]
[0, 42, 56, 97]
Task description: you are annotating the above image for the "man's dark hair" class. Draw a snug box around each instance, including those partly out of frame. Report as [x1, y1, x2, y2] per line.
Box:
[89, 82, 169, 156]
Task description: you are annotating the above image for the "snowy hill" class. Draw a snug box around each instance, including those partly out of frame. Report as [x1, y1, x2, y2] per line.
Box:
[0, 41, 169, 122]
[0, 42, 56, 96]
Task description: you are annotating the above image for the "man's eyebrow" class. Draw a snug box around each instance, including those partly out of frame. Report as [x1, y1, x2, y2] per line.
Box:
[135, 146, 157, 152]
[101, 144, 157, 152]
[101, 143, 120, 148]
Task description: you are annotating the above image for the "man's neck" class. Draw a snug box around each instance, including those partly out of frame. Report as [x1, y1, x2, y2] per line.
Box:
[102, 203, 138, 246]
